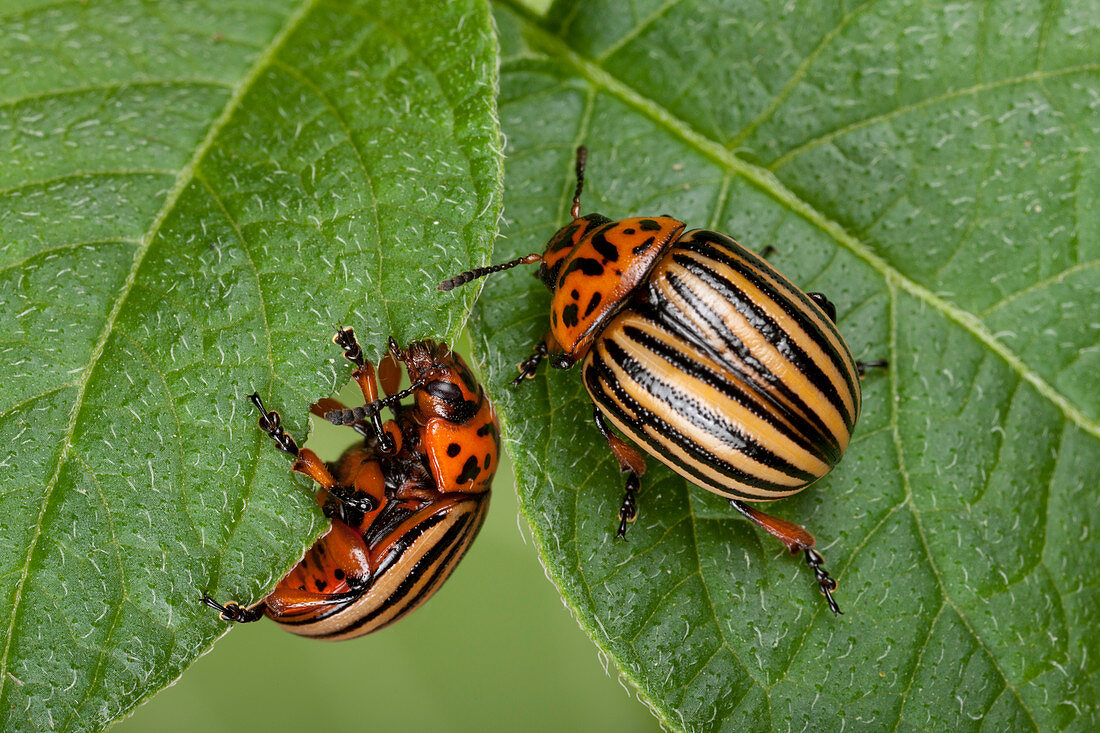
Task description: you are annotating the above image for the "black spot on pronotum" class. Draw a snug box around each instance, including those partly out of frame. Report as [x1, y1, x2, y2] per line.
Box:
[563, 257, 604, 278]
[591, 232, 619, 262]
[584, 291, 602, 317]
[632, 236, 656, 255]
[638, 219, 663, 231]
[561, 303, 579, 328]
[446, 442, 461, 457]
[457, 455, 480, 484]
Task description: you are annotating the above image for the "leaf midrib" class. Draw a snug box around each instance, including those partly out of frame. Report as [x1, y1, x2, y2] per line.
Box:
[493, 2, 1092, 729]
[0, 0, 321, 707]
[498, 0, 1100, 442]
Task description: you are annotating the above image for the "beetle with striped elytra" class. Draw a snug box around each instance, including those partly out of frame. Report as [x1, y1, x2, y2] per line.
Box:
[440, 147, 885, 614]
[202, 328, 498, 639]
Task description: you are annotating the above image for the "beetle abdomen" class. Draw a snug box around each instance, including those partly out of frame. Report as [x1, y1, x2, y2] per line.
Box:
[583, 229, 861, 502]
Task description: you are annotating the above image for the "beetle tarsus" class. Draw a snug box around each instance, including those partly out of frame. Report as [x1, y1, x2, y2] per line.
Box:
[250, 393, 300, 456]
[328, 486, 379, 514]
[332, 326, 365, 368]
[201, 594, 266, 623]
[615, 473, 640, 540]
[857, 360, 889, 377]
[511, 341, 549, 388]
[804, 548, 842, 615]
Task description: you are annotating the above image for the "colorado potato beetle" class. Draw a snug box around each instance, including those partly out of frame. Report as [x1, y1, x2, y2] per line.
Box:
[441, 147, 884, 614]
[203, 328, 498, 639]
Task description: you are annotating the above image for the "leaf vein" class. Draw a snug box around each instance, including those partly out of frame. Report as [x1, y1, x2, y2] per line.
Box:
[0, 0, 323, 705]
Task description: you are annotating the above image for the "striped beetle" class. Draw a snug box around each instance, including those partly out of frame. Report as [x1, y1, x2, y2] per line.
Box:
[203, 328, 497, 639]
[440, 147, 884, 614]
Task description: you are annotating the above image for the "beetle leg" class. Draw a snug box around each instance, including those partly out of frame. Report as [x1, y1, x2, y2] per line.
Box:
[330, 326, 395, 442]
[250, 392, 300, 456]
[512, 341, 548, 387]
[616, 474, 641, 540]
[333, 325, 366, 370]
[249, 392, 378, 513]
[592, 407, 647, 540]
[857, 360, 889, 377]
[728, 500, 842, 615]
[323, 485, 379, 516]
[201, 595, 267, 623]
[511, 331, 562, 388]
[251, 393, 336, 486]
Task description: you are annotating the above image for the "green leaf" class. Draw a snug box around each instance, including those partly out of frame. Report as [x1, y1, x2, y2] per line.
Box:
[0, 1, 500, 730]
[468, 1, 1100, 730]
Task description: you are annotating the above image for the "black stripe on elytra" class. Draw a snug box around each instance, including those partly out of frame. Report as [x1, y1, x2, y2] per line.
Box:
[649, 272, 841, 460]
[605, 333, 822, 480]
[322, 509, 476, 637]
[366, 498, 488, 636]
[585, 344, 813, 493]
[586, 358, 794, 498]
[620, 323, 835, 466]
[681, 232, 859, 420]
[669, 242, 854, 429]
[371, 510, 450, 580]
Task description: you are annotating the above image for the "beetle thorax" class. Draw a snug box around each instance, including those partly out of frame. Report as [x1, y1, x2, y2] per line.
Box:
[545, 215, 686, 364]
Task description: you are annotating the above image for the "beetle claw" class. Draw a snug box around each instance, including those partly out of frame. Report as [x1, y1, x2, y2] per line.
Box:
[201, 595, 266, 623]
[804, 548, 843, 615]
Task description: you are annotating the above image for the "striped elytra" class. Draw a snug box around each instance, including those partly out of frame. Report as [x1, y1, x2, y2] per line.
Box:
[203, 331, 497, 639]
[439, 146, 884, 614]
[270, 490, 488, 640]
[583, 229, 861, 503]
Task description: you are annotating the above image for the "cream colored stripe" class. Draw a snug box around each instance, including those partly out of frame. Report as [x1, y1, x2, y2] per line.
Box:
[734, 248, 861, 417]
[640, 266, 819, 445]
[600, 404, 805, 500]
[596, 321, 829, 483]
[286, 506, 477, 640]
[681, 231, 856, 386]
[659, 252, 854, 448]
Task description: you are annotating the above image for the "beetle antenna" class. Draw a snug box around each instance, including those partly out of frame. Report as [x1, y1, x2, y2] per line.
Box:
[570, 145, 588, 220]
[437, 253, 542, 292]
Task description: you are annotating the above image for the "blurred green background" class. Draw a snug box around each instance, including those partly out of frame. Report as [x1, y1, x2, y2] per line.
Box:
[115, 348, 662, 733]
